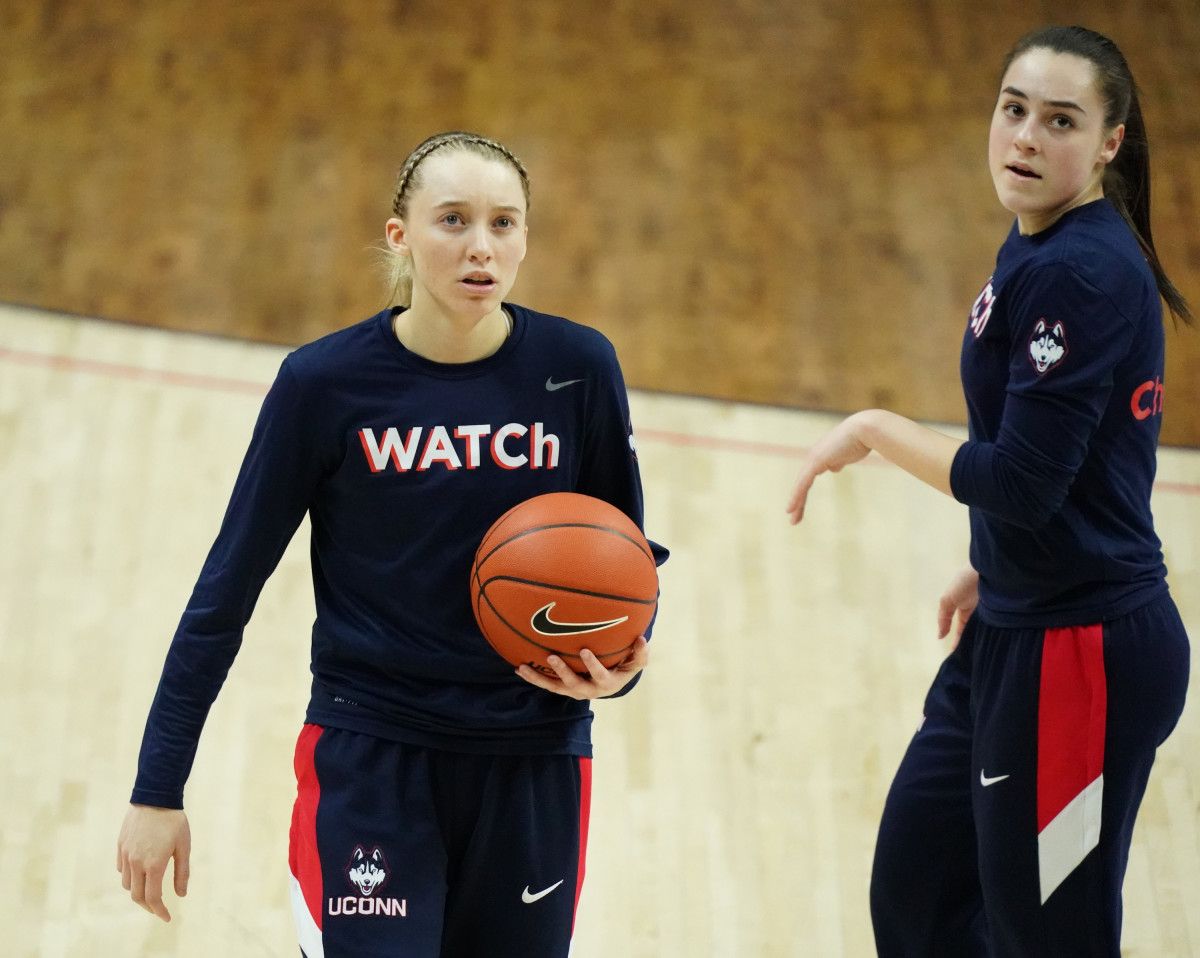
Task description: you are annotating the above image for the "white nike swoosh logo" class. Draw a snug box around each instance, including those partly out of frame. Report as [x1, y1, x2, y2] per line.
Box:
[980, 770, 1010, 787]
[530, 602, 628, 636]
[545, 377, 584, 391]
[522, 879, 564, 903]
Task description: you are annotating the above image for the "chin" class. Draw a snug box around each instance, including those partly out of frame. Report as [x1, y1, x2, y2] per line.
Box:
[994, 188, 1039, 219]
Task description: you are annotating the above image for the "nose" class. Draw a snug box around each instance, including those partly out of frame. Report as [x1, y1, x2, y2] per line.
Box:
[466, 224, 493, 262]
[1013, 117, 1039, 153]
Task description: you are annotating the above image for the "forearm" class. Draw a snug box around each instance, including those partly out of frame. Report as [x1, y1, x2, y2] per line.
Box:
[850, 409, 963, 497]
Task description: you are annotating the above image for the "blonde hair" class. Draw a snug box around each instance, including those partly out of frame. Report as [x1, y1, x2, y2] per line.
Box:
[381, 132, 531, 308]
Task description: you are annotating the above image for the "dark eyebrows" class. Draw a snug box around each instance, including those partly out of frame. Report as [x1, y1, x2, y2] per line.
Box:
[1001, 85, 1087, 114]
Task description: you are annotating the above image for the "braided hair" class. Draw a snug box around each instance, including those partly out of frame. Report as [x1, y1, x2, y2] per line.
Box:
[382, 132, 531, 308]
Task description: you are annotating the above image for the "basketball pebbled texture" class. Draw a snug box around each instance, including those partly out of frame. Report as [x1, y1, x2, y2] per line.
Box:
[470, 492, 659, 676]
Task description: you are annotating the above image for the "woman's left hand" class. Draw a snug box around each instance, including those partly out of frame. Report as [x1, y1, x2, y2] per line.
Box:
[516, 636, 649, 699]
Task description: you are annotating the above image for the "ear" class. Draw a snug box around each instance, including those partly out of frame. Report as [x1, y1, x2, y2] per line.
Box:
[1098, 123, 1125, 167]
[385, 217, 410, 256]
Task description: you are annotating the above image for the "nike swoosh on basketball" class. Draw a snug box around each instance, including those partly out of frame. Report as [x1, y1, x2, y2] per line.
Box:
[980, 770, 1010, 787]
[545, 377, 584, 391]
[530, 603, 629, 636]
[522, 879, 564, 903]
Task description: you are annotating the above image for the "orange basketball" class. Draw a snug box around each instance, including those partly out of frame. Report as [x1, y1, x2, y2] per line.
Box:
[470, 492, 658, 676]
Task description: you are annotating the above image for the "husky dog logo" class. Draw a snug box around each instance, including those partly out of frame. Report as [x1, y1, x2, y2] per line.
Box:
[1028, 319, 1067, 374]
[346, 846, 389, 897]
[328, 845, 407, 918]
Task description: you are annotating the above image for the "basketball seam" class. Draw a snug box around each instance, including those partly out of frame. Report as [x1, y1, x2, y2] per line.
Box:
[475, 522, 654, 570]
[477, 574, 658, 606]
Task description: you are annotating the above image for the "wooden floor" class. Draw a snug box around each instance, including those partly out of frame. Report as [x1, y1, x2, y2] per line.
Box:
[1, 303, 1198, 957]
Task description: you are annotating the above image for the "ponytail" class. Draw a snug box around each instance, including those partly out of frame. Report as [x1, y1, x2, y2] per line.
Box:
[1103, 87, 1192, 324]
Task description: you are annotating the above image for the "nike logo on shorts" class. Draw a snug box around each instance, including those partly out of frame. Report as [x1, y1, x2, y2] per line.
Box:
[980, 770, 1010, 787]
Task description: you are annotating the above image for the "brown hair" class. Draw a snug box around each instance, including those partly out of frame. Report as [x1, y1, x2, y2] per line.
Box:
[1002, 26, 1192, 325]
[381, 132, 531, 308]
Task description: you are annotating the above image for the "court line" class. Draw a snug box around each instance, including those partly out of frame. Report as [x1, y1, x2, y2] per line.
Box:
[0, 345, 271, 395]
[636, 428, 809, 460]
[4, 344, 1199, 496]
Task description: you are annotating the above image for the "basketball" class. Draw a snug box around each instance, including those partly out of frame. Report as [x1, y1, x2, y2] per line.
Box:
[470, 492, 659, 676]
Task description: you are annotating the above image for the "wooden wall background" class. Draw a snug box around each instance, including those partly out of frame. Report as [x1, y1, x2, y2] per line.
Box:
[2, 0, 1199, 444]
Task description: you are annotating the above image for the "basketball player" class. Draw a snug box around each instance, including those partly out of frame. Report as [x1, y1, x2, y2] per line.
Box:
[785, 27, 1191, 956]
[117, 131, 668, 958]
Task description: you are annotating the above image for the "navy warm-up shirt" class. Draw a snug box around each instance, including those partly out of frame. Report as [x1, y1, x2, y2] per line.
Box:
[951, 199, 1169, 628]
[133, 304, 667, 809]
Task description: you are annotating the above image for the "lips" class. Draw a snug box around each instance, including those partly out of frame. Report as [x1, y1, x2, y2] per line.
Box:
[1007, 164, 1041, 179]
[461, 273, 496, 287]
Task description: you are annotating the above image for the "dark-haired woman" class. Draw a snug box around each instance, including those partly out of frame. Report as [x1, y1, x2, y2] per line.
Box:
[786, 26, 1190, 956]
[117, 132, 666, 957]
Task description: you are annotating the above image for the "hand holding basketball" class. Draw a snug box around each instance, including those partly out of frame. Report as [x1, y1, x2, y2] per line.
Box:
[517, 634, 650, 699]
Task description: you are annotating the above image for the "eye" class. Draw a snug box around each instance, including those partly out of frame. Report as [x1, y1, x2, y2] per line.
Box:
[1003, 101, 1025, 118]
[1049, 114, 1074, 130]
[441, 213, 463, 226]
[494, 216, 515, 229]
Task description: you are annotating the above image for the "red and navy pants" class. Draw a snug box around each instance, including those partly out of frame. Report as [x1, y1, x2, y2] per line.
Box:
[870, 593, 1189, 957]
[288, 726, 592, 958]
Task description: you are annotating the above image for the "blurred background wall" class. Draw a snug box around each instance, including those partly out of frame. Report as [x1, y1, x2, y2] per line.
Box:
[3, 0, 1198, 443]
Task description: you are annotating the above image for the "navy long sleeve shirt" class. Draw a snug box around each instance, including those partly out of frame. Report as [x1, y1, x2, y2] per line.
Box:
[132, 304, 667, 808]
[950, 199, 1168, 628]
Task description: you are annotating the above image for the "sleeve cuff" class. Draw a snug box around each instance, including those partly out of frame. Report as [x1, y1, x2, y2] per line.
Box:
[129, 787, 185, 810]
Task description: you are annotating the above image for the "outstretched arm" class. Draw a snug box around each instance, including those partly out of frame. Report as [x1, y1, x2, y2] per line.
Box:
[786, 409, 964, 523]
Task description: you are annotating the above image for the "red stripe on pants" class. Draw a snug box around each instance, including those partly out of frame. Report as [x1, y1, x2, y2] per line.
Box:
[289, 724, 325, 930]
[572, 757, 593, 931]
[1037, 625, 1106, 832]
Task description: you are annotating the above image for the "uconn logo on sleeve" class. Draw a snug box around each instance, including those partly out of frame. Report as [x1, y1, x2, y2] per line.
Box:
[358, 423, 561, 472]
[1028, 319, 1067, 374]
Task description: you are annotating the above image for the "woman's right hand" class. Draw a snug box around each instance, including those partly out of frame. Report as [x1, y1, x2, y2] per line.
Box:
[937, 564, 979, 649]
[117, 804, 191, 922]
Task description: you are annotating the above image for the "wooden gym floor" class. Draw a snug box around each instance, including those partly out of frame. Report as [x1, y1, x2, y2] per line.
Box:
[1, 303, 1198, 956]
